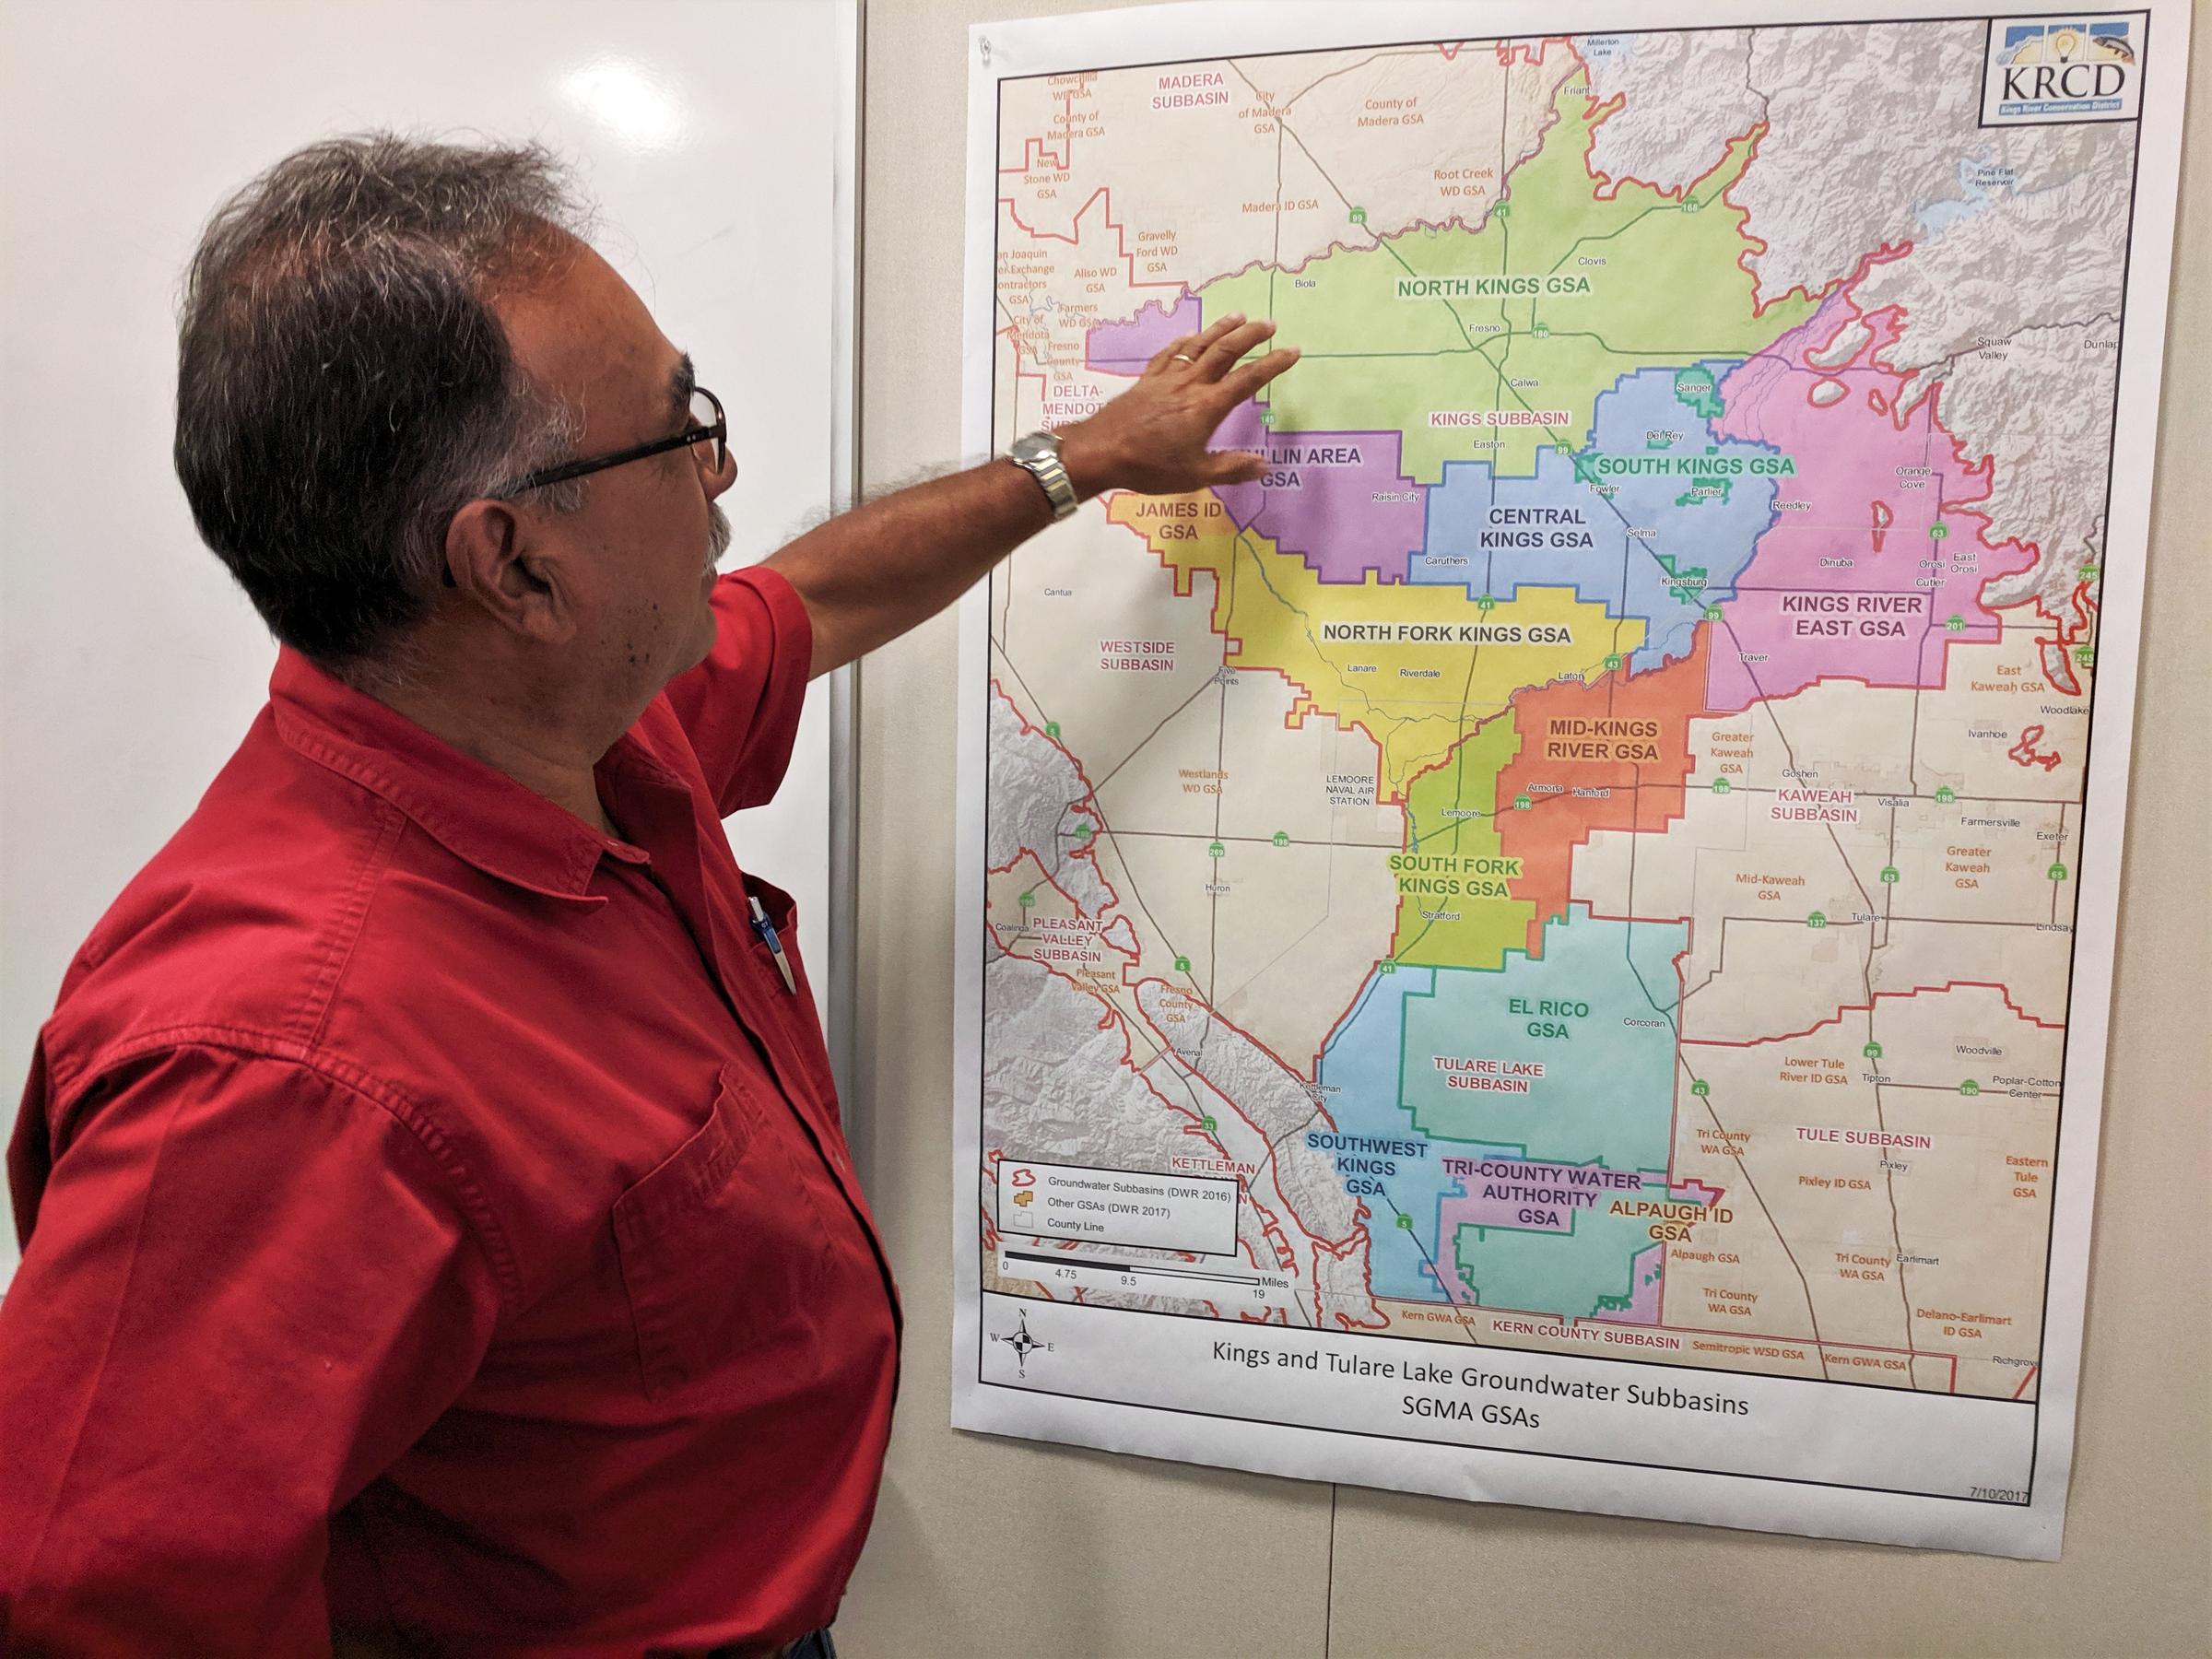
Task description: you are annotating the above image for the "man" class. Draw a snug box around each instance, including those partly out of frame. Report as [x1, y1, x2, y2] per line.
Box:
[0, 136, 1292, 1654]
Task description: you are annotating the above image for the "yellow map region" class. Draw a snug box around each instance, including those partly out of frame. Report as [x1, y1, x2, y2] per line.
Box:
[1107, 488, 1644, 801]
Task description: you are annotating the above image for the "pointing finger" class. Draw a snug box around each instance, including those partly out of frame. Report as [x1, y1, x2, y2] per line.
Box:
[1206, 448, 1269, 486]
[1216, 346, 1301, 406]
[1146, 312, 1244, 376]
[1193, 317, 1277, 381]
[1144, 332, 1202, 376]
[1188, 312, 1247, 354]
[1170, 312, 1246, 371]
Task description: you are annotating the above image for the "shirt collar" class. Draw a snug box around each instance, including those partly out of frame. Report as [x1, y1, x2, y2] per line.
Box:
[268, 646, 653, 905]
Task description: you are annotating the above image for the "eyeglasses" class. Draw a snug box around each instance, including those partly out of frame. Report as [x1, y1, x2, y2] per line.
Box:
[496, 385, 727, 496]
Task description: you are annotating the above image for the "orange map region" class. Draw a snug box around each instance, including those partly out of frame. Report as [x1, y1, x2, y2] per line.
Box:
[1495, 632, 1710, 950]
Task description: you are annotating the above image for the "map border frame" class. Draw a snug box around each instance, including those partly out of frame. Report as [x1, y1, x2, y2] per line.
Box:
[952, 0, 2191, 1559]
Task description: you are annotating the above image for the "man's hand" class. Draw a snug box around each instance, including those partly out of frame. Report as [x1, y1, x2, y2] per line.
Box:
[1057, 313, 1299, 499]
[763, 314, 1297, 677]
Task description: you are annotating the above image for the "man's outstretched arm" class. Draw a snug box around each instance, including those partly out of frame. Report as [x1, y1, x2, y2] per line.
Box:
[767, 314, 1297, 678]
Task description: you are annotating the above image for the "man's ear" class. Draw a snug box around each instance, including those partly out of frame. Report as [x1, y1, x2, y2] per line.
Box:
[443, 499, 580, 645]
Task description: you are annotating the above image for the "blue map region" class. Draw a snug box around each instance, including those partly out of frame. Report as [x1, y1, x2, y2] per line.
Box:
[1408, 362, 1779, 671]
[1314, 907, 1689, 1314]
[1314, 965, 1507, 1302]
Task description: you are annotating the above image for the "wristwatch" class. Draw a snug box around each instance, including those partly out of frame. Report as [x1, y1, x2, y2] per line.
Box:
[1008, 429, 1079, 521]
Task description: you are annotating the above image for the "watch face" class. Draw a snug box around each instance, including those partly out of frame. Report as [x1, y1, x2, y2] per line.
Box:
[1011, 430, 1061, 463]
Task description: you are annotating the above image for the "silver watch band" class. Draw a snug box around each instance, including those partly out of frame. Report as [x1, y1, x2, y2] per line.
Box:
[1009, 431, 1079, 521]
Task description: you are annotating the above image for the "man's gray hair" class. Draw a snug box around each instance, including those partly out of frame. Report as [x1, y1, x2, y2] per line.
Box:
[174, 134, 593, 677]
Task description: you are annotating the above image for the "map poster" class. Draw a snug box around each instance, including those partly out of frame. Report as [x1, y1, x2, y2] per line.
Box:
[950, 0, 2187, 1558]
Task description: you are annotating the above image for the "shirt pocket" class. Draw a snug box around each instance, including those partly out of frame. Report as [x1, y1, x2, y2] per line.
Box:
[611, 1062, 832, 1401]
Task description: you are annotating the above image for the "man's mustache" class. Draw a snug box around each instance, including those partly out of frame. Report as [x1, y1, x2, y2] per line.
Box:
[708, 502, 733, 565]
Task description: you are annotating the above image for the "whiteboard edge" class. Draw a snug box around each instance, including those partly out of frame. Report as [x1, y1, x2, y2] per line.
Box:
[827, 0, 865, 1140]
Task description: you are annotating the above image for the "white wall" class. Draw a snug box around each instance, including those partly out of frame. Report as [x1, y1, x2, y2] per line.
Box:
[0, 0, 854, 1279]
[837, 2, 2212, 1653]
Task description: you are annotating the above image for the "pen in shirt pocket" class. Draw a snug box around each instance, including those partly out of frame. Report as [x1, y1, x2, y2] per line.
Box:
[747, 894, 799, 994]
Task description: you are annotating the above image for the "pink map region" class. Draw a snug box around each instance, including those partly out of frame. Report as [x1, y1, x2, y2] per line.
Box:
[1435, 1157, 1615, 1239]
[1208, 399, 1429, 584]
[1592, 1247, 1665, 1324]
[1432, 1162, 1722, 1325]
[1432, 1157, 1666, 1326]
[1084, 292, 1198, 372]
[1704, 292, 2035, 714]
[1585, 1179, 1721, 1324]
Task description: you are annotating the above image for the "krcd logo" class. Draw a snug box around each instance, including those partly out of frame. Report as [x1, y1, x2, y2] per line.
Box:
[1983, 14, 2146, 124]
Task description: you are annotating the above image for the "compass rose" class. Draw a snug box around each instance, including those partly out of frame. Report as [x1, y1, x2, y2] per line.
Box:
[990, 1307, 1053, 1377]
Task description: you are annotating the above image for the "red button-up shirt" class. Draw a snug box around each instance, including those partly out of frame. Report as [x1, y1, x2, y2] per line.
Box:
[0, 569, 900, 1656]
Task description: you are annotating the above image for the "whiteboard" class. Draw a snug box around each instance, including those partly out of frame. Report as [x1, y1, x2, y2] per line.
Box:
[0, 0, 859, 1281]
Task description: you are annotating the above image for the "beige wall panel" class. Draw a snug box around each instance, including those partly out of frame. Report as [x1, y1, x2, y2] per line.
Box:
[843, 2, 2212, 1653]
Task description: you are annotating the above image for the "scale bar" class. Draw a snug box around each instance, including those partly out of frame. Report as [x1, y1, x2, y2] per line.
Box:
[1003, 1248, 1254, 1287]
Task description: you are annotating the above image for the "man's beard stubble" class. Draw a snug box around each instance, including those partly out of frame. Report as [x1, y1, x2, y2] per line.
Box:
[706, 501, 733, 577]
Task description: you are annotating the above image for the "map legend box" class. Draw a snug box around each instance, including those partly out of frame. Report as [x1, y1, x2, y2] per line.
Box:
[995, 1159, 1239, 1256]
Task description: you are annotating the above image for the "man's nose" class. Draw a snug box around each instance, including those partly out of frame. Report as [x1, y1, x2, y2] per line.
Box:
[702, 445, 738, 500]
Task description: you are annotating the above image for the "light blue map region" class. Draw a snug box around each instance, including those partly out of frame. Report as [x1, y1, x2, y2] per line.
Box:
[1398, 908, 1686, 1163]
[1313, 965, 1491, 1303]
[1315, 907, 1688, 1313]
[1915, 154, 2018, 239]
[1408, 363, 1778, 670]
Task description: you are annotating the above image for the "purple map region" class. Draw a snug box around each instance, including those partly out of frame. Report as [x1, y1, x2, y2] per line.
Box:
[1591, 1247, 1665, 1324]
[1084, 301, 1429, 583]
[1209, 400, 1430, 585]
[1586, 1179, 1721, 1325]
[1085, 292, 1199, 373]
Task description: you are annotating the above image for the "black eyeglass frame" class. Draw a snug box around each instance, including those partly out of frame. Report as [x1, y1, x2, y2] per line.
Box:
[495, 384, 727, 497]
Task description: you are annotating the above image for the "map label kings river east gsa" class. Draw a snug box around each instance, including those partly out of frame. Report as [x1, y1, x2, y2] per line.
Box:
[950, 1, 2188, 1558]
